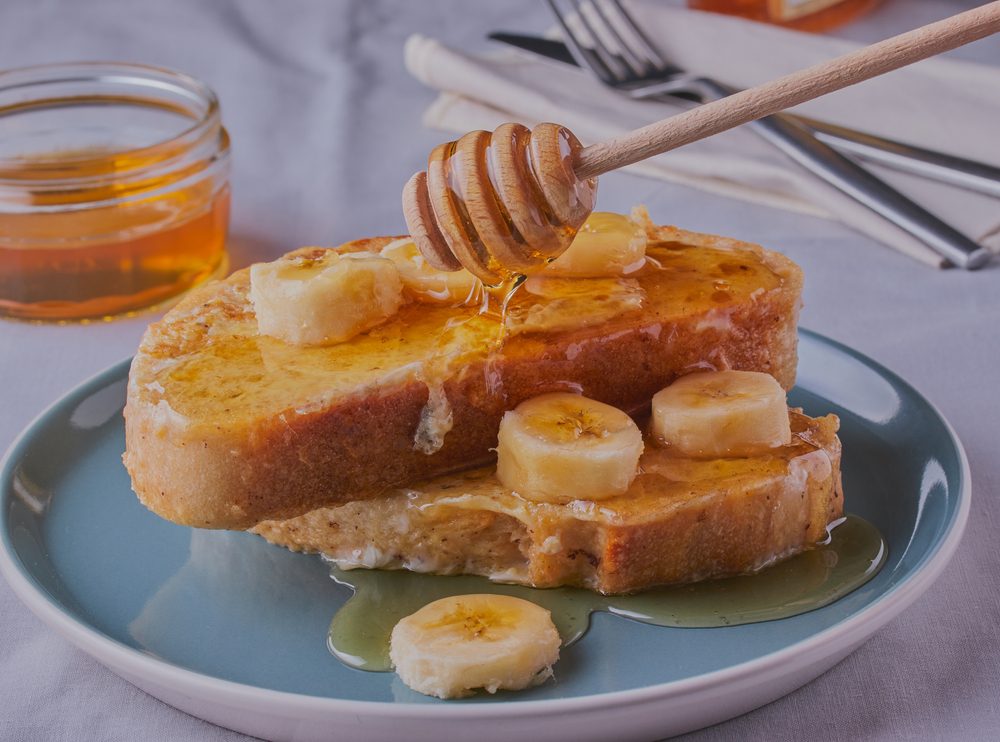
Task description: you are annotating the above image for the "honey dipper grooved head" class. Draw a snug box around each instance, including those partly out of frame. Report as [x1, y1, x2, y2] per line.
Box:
[402, 123, 598, 285]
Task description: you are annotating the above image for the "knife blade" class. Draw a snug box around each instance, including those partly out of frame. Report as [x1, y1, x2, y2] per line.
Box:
[489, 32, 1000, 198]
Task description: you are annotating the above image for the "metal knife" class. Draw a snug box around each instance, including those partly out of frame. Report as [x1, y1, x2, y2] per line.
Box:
[490, 32, 1000, 199]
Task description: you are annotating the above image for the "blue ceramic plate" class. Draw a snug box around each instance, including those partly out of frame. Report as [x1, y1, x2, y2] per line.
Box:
[0, 330, 969, 742]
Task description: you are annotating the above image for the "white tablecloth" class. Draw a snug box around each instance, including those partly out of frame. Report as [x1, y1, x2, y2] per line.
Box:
[1, 1, 998, 740]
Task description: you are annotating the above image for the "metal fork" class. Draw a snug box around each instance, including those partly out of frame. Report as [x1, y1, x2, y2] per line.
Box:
[544, 0, 990, 269]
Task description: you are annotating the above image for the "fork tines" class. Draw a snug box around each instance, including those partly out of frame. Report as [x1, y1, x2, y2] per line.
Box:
[545, 0, 672, 83]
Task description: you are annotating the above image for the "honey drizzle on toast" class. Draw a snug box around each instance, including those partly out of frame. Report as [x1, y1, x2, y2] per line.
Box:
[155, 240, 782, 422]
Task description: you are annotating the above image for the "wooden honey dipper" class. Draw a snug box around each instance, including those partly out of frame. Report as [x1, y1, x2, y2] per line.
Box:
[403, 2, 1000, 281]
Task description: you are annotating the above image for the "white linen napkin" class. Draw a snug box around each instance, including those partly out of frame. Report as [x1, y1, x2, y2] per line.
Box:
[403, 4, 1000, 267]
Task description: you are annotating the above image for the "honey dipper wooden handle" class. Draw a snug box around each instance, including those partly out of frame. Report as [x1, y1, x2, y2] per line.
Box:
[573, 1, 1000, 180]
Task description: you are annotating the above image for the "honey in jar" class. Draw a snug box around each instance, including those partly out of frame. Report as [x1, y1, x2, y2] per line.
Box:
[688, 0, 882, 32]
[0, 62, 231, 321]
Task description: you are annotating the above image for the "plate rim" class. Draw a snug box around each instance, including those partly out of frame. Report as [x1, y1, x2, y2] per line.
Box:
[0, 330, 971, 727]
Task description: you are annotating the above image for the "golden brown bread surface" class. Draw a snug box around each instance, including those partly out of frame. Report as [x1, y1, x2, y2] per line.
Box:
[253, 410, 841, 595]
[124, 221, 803, 530]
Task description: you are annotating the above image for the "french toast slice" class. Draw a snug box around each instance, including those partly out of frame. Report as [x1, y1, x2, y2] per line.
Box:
[252, 410, 841, 594]
[124, 216, 803, 530]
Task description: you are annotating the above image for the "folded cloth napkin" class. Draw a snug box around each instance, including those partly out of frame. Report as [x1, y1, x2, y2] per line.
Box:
[404, 3, 1000, 267]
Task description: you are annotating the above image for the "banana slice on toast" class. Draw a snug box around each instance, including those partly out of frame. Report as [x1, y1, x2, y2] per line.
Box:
[651, 370, 792, 456]
[496, 392, 644, 504]
[380, 237, 480, 305]
[250, 251, 403, 345]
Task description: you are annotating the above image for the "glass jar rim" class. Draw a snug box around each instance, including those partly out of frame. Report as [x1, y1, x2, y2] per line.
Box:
[0, 61, 223, 174]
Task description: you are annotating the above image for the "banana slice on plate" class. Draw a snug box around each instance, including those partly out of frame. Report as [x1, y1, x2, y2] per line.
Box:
[496, 392, 644, 504]
[250, 251, 404, 345]
[380, 237, 480, 305]
[542, 211, 646, 277]
[651, 370, 792, 457]
[389, 594, 560, 699]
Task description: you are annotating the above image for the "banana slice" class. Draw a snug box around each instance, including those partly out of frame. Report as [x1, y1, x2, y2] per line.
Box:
[543, 212, 646, 277]
[380, 237, 480, 305]
[250, 250, 404, 345]
[651, 370, 792, 457]
[496, 392, 644, 504]
[389, 594, 560, 699]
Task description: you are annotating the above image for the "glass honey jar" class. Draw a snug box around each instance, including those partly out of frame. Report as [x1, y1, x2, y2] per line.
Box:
[688, 0, 882, 32]
[0, 62, 231, 321]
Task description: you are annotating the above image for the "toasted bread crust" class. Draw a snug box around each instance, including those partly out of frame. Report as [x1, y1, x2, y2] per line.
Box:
[253, 411, 841, 594]
[125, 225, 803, 529]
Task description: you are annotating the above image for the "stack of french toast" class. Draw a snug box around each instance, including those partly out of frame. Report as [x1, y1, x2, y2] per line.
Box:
[123, 207, 841, 596]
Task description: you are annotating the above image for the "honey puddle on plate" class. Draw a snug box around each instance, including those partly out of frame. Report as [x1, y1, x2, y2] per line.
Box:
[327, 513, 886, 672]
